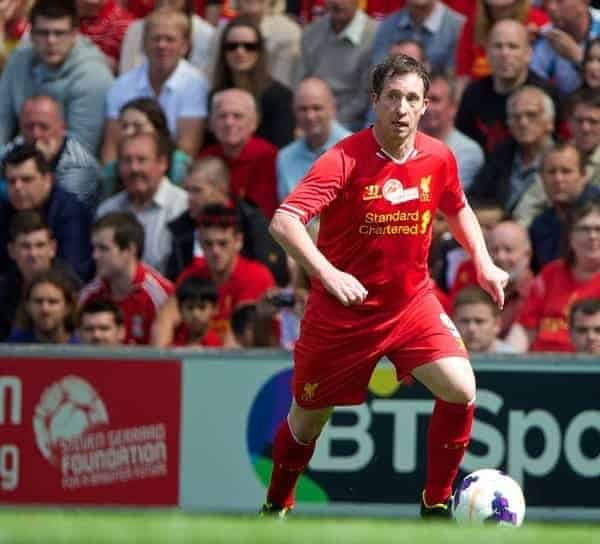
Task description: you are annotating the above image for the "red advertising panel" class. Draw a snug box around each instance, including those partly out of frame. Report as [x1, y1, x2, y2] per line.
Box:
[0, 357, 181, 506]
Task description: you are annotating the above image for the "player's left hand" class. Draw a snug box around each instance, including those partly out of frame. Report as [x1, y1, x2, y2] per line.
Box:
[476, 263, 509, 310]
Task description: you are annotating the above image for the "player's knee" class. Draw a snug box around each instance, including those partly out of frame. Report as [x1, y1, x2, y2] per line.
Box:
[440, 382, 476, 405]
[289, 403, 332, 443]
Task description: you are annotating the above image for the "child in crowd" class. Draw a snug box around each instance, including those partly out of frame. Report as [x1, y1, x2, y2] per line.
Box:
[171, 277, 222, 347]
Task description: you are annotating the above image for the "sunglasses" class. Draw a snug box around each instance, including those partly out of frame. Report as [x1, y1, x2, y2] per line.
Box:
[224, 41, 260, 52]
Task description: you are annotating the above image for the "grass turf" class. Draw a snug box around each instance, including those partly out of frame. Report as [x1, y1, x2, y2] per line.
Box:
[0, 511, 596, 544]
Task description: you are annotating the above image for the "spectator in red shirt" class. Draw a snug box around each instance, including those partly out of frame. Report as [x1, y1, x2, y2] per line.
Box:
[77, 0, 134, 73]
[507, 198, 600, 352]
[80, 211, 174, 344]
[0, 0, 31, 73]
[152, 203, 275, 346]
[199, 88, 278, 218]
[77, 298, 126, 345]
[171, 275, 222, 346]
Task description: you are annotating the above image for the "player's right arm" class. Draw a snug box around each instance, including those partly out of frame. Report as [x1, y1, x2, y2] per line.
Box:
[269, 213, 367, 306]
[150, 295, 181, 347]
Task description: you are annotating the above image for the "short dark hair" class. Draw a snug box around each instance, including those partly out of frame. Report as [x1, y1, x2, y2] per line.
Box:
[370, 55, 431, 99]
[8, 210, 53, 243]
[541, 141, 586, 175]
[30, 0, 78, 27]
[453, 286, 499, 317]
[22, 268, 79, 332]
[569, 297, 600, 328]
[563, 197, 600, 266]
[2, 143, 52, 178]
[79, 298, 124, 327]
[567, 86, 600, 114]
[197, 203, 241, 233]
[230, 303, 257, 339]
[176, 277, 219, 305]
[428, 70, 458, 103]
[92, 212, 146, 259]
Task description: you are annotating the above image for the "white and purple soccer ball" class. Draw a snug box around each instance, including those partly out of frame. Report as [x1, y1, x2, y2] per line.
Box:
[453, 469, 526, 527]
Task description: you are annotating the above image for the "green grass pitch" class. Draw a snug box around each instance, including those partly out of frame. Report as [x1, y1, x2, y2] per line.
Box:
[0, 510, 597, 544]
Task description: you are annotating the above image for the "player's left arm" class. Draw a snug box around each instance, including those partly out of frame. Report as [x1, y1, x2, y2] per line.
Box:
[445, 204, 509, 309]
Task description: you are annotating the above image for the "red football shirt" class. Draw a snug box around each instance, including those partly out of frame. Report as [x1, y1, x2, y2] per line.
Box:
[79, 262, 174, 345]
[171, 325, 223, 347]
[198, 136, 278, 219]
[176, 255, 275, 338]
[517, 259, 600, 352]
[79, 0, 134, 61]
[279, 129, 466, 316]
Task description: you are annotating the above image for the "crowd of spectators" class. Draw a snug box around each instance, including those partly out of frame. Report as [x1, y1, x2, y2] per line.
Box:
[1, 0, 600, 355]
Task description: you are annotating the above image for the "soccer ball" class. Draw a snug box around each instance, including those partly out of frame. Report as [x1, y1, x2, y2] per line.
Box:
[33, 376, 109, 465]
[453, 469, 526, 527]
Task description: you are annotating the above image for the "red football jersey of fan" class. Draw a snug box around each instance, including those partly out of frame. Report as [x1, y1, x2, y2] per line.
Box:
[279, 129, 466, 318]
[517, 259, 600, 352]
[79, 263, 174, 345]
[176, 255, 275, 338]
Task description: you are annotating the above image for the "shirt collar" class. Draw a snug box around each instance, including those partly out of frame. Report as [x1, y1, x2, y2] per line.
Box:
[138, 59, 185, 94]
[336, 9, 368, 45]
[397, 1, 444, 33]
[151, 177, 173, 207]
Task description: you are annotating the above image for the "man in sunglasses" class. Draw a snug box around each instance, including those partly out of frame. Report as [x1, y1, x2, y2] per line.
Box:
[0, 0, 113, 155]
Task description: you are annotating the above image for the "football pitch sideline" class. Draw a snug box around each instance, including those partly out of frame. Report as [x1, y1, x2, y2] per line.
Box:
[0, 510, 596, 544]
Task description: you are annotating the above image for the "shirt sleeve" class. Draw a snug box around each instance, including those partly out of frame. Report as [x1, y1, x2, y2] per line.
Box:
[277, 145, 347, 225]
[439, 147, 466, 216]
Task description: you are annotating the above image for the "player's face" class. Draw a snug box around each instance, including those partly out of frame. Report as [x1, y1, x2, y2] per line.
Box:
[570, 311, 600, 354]
[27, 282, 69, 337]
[198, 225, 243, 276]
[79, 312, 125, 346]
[91, 227, 132, 280]
[507, 91, 552, 146]
[6, 159, 53, 211]
[489, 225, 530, 281]
[540, 148, 586, 205]
[569, 211, 600, 264]
[371, 72, 428, 145]
[180, 299, 216, 335]
[8, 229, 56, 281]
[453, 303, 500, 353]
[569, 104, 600, 154]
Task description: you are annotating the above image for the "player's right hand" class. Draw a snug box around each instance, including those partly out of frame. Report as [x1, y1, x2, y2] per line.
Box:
[320, 267, 368, 306]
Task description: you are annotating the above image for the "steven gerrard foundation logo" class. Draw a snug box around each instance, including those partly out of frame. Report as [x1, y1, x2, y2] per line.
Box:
[33, 375, 170, 490]
[33, 376, 109, 466]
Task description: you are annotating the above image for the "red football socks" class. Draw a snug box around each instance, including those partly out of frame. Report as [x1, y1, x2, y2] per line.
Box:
[266, 419, 316, 509]
[424, 398, 474, 506]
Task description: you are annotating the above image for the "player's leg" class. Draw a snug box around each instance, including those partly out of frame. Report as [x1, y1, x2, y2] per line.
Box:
[263, 399, 333, 515]
[411, 356, 475, 515]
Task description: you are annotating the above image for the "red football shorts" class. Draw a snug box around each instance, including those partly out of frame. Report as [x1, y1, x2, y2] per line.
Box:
[293, 290, 468, 408]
